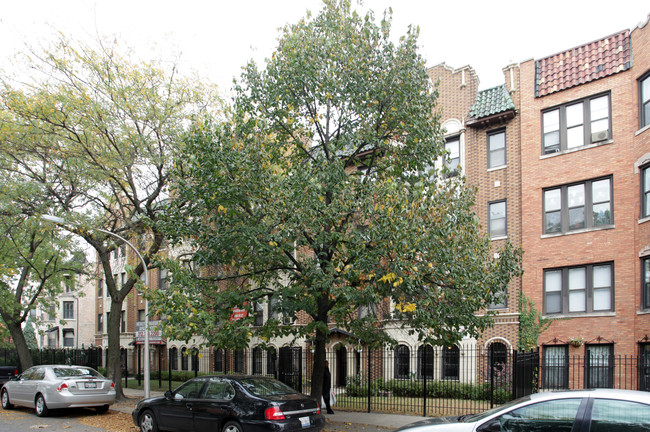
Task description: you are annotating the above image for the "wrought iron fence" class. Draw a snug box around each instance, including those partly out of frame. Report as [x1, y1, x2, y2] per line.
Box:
[2, 346, 648, 417]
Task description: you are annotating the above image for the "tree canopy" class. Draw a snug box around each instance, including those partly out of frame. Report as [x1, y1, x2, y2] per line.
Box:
[0, 168, 83, 369]
[154, 0, 522, 399]
[0, 36, 220, 395]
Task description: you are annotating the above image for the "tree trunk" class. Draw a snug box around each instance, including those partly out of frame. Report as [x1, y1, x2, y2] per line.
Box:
[310, 326, 327, 400]
[107, 296, 125, 399]
[5, 319, 33, 371]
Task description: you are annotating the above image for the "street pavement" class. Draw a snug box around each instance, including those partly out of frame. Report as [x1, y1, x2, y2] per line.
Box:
[121, 388, 428, 431]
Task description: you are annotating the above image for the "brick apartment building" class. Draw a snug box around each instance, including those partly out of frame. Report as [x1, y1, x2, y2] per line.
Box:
[518, 17, 650, 389]
[427, 63, 522, 361]
[428, 15, 650, 390]
[87, 15, 650, 392]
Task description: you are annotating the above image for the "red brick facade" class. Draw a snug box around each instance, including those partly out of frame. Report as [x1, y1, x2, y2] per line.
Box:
[519, 19, 650, 363]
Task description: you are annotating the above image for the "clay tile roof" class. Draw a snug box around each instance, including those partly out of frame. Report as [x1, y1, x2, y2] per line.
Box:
[535, 30, 631, 97]
[468, 84, 516, 120]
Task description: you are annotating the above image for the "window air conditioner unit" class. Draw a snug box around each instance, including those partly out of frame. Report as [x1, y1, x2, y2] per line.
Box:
[591, 130, 609, 143]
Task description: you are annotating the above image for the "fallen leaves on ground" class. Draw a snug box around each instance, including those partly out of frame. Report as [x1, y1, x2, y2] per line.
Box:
[75, 398, 140, 432]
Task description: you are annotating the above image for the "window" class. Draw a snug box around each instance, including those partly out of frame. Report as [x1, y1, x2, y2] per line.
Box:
[267, 348, 277, 376]
[417, 345, 434, 379]
[235, 349, 244, 373]
[442, 346, 460, 380]
[444, 136, 460, 175]
[479, 399, 582, 432]
[97, 314, 103, 332]
[544, 263, 613, 315]
[640, 343, 650, 391]
[641, 165, 650, 217]
[542, 93, 611, 154]
[213, 349, 223, 372]
[640, 72, 650, 129]
[63, 301, 74, 319]
[489, 201, 507, 238]
[98, 279, 103, 298]
[394, 345, 410, 379]
[643, 257, 650, 310]
[64, 275, 73, 292]
[590, 398, 650, 431]
[159, 269, 168, 290]
[174, 378, 205, 399]
[586, 344, 614, 388]
[170, 347, 178, 371]
[191, 350, 199, 372]
[121, 272, 126, 288]
[254, 303, 264, 327]
[63, 329, 74, 347]
[181, 348, 189, 371]
[120, 311, 126, 333]
[138, 309, 145, 322]
[252, 347, 263, 375]
[488, 130, 506, 168]
[542, 345, 568, 389]
[544, 177, 612, 234]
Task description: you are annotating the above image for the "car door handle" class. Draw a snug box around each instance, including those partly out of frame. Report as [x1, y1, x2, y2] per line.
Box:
[186, 403, 193, 411]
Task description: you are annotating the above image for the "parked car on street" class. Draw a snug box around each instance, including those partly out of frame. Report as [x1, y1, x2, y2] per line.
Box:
[394, 389, 650, 432]
[132, 375, 325, 432]
[0, 366, 19, 389]
[1, 364, 116, 417]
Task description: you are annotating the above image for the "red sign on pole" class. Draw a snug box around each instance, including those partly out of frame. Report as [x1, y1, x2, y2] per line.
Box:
[230, 305, 248, 322]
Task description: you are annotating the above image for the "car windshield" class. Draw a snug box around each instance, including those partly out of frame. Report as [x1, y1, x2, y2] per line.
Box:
[238, 378, 299, 397]
[462, 395, 532, 422]
[53, 367, 103, 378]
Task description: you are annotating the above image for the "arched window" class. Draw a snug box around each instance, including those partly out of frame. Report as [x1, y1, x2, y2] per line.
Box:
[267, 347, 277, 377]
[394, 345, 410, 379]
[170, 347, 178, 371]
[252, 347, 263, 375]
[181, 347, 188, 371]
[417, 345, 434, 379]
[442, 346, 460, 380]
[191, 349, 199, 372]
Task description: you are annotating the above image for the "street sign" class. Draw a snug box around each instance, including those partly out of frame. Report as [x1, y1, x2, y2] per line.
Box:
[135, 320, 164, 344]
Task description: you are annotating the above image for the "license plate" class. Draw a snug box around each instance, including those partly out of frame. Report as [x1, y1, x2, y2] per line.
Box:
[85, 382, 97, 389]
[299, 417, 310, 428]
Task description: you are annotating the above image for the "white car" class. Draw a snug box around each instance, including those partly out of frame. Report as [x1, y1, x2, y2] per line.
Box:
[1, 364, 116, 417]
[394, 389, 650, 432]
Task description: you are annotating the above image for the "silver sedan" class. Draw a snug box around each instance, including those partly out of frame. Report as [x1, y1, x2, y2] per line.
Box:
[394, 389, 650, 432]
[1, 365, 116, 417]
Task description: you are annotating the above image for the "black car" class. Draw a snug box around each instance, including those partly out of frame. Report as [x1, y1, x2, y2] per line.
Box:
[132, 375, 325, 432]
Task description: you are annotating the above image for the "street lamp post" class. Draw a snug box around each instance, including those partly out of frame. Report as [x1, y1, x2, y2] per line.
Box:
[41, 215, 151, 398]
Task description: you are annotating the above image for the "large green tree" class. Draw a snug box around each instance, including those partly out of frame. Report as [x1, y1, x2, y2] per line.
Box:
[0, 171, 83, 370]
[155, 0, 521, 399]
[0, 37, 219, 397]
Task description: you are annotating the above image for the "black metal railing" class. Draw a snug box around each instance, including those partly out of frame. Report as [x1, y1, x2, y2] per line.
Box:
[2, 345, 648, 417]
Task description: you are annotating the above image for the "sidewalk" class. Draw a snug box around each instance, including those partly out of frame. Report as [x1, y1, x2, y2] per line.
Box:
[119, 388, 427, 430]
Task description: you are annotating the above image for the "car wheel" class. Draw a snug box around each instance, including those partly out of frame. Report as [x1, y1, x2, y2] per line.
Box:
[1, 389, 13, 409]
[222, 420, 243, 432]
[96, 404, 109, 414]
[139, 409, 159, 432]
[35, 394, 49, 417]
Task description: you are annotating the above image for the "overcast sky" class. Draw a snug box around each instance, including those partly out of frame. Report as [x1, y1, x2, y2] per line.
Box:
[0, 1, 648, 94]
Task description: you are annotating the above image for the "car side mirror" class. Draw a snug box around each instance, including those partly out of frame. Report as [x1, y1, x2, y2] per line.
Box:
[476, 419, 501, 432]
[164, 390, 173, 400]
